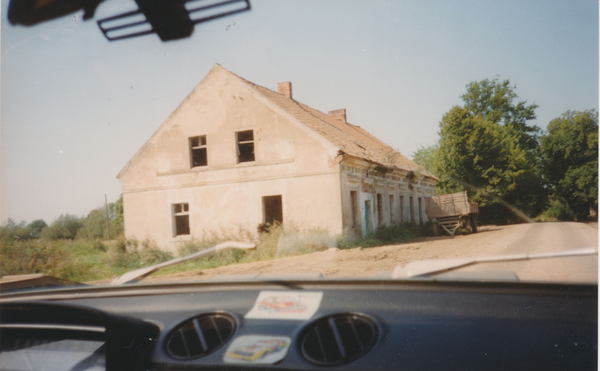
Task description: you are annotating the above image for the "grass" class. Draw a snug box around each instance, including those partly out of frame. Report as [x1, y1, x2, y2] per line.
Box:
[159, 223, 336, 276]
[339, 222, 435, 249]
[0, 237, 173, 282]
[1, 222, 434, 283]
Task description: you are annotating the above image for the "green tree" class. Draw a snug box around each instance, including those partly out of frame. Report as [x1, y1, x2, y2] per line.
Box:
[110, 195, 124, 235]
[27, 219, 48, 239]
[461, 78, 539, 154]
[0, 219, 48, 240]
[432, 78, 545, 223]
[77, 208, 109, 239]
[40, 214, 83, 240]
[412, 145, 438, 173]
[0, 219, 30, 240]
[76, 196, 124, 239]
[540, 110, 598, 220]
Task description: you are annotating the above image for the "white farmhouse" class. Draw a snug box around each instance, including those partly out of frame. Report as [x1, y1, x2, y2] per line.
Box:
[118, 64, 437, 251]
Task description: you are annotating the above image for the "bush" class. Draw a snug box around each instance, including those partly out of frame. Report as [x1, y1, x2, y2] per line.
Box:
[76, 198, 124, 240]
[77, 208, 109, 239]
[40, 214, 83, 240]
[0, 239, 87, 281]
[0, 235, 172, 282]
[536, 199, 575, 222]
[0, 218, 48, 241]
[104, 237, 172, 274]
[164, 223, 336, 275]
[28, 220, 48, 239]
[0, 221, 433, 282]
[0, 219, 31, 240]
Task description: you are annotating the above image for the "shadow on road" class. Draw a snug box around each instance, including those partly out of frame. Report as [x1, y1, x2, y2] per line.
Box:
[426, 226, 502, 238]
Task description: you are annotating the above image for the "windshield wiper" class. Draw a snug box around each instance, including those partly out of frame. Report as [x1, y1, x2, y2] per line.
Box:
[392, 247, 598, 278]
[111, 241, 256, 285]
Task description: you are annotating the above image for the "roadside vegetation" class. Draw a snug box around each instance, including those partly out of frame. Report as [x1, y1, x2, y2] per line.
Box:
[338, 222, 435, 249]
[1, 215, 434, 283]
[0, 237, 172, 282]
[413, 78, 598, 224]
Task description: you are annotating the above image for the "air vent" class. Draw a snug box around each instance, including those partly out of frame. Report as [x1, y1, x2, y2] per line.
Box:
[299, 314, 379, 366]
[166, 313, 236, 360]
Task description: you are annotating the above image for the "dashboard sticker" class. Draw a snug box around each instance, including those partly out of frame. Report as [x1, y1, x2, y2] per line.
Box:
[223, 335, 291, 365]
[245, 291, 324, 320]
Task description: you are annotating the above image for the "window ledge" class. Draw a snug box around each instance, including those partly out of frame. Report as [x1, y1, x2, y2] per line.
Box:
[157, 158, 294, 176]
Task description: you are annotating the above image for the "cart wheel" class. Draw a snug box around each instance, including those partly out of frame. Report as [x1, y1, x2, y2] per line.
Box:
[470, 215, 478, 233]
[465, 217, 472, 234]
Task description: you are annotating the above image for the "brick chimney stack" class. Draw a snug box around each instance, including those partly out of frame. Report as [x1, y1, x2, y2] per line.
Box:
[277, 81, 292, 99]
[328, 109, 347, 123]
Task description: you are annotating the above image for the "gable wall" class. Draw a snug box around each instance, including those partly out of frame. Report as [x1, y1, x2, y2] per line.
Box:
[120, 66, 339, 191]
[119, 67, 344, 251]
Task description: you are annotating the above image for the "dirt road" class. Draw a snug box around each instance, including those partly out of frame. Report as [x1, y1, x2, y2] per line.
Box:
[139, 222, 598, 284]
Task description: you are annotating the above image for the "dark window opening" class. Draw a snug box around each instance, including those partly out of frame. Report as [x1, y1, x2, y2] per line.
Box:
[350, 191, 359, 229]
[377, 194, 383, 225]
[173, 203, 190, 236]
[237, 130, 255, 163]
[418, 197, 423, 225]
[399, 195, 404, 223]
[263, 195, 283, 225]
[190, 136, 207, 167]
[365, 200, 371, 237]
[410, 196, 414, 223]
[174, 203, 188, 213]
[389, 195, 394, 223]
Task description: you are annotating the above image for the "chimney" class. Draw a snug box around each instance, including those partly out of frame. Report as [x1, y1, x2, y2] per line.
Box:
[328, 109, 346, 123]
[277, 81, 292, 99]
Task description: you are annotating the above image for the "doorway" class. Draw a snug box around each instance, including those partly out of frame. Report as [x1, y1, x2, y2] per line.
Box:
[263, 195, 283, 225]
[364, 200, 371, 237]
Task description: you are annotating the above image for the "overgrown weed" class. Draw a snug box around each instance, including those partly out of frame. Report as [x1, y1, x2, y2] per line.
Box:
[1, 222, 433, 282]
[104, 237, 172, 275]
[160, 223, 335, 275]
[1, 238, 98, 281]
[0, 236, 172, 282]
[534, 199, 576, 222]
[339, 222, 434, 249]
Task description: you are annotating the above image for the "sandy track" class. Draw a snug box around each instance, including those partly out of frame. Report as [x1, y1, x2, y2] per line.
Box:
[128, 222, 596, 284]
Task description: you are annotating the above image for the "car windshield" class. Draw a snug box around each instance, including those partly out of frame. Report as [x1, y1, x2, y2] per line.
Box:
[1, 0, 598, 289]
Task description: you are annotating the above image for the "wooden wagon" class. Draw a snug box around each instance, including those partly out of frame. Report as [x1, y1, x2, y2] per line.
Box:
[425, 191, 479, 236]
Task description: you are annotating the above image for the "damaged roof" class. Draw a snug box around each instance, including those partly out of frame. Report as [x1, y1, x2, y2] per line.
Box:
[219, 64, 436, 179]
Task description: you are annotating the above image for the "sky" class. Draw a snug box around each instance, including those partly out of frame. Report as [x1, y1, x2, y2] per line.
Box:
[1, 0, 598, 225]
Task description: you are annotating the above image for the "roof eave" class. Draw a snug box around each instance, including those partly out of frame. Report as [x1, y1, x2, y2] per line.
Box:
[341, 154, 439, 181]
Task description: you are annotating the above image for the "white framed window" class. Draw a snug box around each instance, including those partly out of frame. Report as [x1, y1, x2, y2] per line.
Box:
[172, 203, 190, 236]
[236, 130, 255, 163]
[189, 135, 207, 168]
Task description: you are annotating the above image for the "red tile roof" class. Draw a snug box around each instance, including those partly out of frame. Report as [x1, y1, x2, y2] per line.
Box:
[221, 65, 435, 179]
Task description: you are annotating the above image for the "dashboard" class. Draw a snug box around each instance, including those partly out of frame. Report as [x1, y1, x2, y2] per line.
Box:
[0, 278, 597, 370]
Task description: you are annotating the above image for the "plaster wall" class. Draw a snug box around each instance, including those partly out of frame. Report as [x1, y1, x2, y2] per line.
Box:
[339, 157, 436, 238]
[119, 65, 343, 250]
[123, 172, 342, 252]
